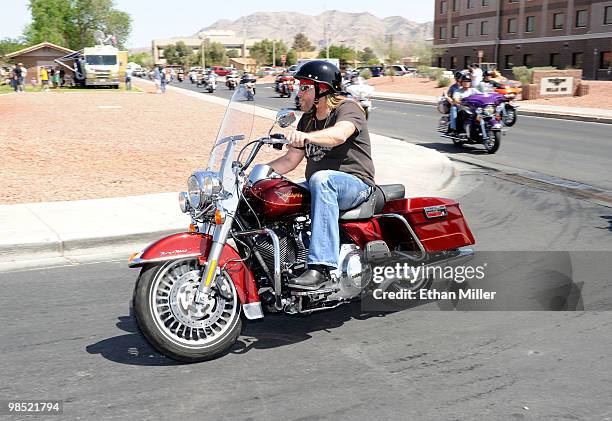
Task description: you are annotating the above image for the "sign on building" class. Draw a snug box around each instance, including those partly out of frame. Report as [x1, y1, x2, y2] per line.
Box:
[540, 76, 574, 95]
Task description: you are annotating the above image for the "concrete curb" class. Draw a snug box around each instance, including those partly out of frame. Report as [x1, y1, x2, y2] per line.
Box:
[371, 92, 612, 124]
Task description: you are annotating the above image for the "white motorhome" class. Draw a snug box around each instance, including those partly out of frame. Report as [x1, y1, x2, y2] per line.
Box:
[82, 45, 120, 88]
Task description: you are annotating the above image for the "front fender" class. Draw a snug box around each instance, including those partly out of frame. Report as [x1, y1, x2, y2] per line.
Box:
[128, 232, 260, 307]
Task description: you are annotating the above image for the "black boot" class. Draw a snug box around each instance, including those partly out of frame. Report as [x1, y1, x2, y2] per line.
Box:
[288, 265, 329, 290]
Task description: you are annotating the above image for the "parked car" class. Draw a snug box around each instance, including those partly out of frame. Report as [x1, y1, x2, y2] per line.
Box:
[385, 65, 416, 76]
[356, 65, 384, 77]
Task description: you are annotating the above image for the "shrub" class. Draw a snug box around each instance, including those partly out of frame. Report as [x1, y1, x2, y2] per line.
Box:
[384, 66, 396, 77]
[437, 76, 451, 87]
[417, 65, 430, 77]
[428, 67, 444, 81]
[359, 68, 373, 79]
[512, 66, 532, 85]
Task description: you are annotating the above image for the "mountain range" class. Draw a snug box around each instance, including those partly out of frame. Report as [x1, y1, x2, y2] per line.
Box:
[196, 10, 433, 53]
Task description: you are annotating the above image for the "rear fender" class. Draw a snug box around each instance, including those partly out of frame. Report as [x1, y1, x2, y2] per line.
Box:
[128, 232, 260, 307]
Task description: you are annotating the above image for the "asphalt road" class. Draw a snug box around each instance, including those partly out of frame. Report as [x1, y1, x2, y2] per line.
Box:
[2, 161, 611, 419]
[1, 79, 611, 420]
[179, 79, 612, 191]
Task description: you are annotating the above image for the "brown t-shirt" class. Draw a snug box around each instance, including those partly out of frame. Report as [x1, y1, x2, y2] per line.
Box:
[297, 100, 376, 187]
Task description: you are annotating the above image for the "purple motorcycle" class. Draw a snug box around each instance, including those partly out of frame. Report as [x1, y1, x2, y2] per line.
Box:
[438, 91, 505, 154]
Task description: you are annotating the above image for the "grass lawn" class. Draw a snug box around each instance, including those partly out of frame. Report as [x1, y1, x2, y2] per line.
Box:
[0, 84, 142, 94]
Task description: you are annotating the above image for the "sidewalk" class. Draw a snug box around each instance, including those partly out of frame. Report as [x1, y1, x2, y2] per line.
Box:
[372, 91, 612, 124]
[0, 80, 456, 266]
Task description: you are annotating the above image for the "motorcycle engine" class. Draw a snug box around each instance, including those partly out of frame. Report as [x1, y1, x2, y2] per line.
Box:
[252, 217, 370, 300]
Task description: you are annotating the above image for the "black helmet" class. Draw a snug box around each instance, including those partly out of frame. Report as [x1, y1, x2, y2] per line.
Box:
[483, 70, 493, 78]
[294, 60, 342, 97]
[454, 71, 463, 80]
[460, 74, 472, 82]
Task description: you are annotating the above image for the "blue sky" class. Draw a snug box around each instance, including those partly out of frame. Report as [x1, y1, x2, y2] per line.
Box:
[2, 0, 435, 48]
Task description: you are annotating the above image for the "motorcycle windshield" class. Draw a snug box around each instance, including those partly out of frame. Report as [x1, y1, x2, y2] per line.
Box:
[206, 86, 256, 172]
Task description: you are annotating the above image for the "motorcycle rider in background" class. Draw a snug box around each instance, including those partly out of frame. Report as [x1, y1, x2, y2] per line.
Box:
[267, 61, 375, 290]
[449, 74, 476, 135]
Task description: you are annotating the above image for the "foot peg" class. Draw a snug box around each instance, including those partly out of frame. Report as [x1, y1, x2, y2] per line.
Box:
[364, 240, 391, 263]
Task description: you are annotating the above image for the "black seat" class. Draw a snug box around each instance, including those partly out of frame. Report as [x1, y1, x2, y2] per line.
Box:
[339, 184, 405, 221]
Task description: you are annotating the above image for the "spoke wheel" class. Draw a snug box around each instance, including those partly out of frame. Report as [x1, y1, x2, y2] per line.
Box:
[134, 258, 242, 362]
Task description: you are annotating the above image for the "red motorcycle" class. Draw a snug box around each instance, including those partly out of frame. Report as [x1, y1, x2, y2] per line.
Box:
[128, 90, 476, 362]
[275, 74, 295, 97]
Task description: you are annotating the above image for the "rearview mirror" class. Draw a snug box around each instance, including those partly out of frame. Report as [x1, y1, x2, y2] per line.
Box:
[275, 109, 296, 128]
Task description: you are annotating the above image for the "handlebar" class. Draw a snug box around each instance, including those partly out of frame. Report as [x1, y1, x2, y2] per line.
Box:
[264, 133, 290, 150]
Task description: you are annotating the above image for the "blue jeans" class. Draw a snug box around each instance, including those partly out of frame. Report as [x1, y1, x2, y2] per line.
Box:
[450, 105, 458, 130]
[302, 170, 372, 268]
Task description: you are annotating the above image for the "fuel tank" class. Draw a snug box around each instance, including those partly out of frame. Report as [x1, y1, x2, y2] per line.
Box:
[245, 178, 310, 221]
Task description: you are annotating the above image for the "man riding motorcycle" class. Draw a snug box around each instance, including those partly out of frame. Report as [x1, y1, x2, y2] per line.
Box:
[267, 60, 375, 290]
[449, 74, 476, 135]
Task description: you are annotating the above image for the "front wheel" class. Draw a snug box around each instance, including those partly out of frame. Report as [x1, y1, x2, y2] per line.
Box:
[133, 258, 243, 362]
[503, 105, 517, 127]
[483, 130, 501, 154]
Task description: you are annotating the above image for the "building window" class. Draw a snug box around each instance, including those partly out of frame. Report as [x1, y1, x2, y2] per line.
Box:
[452, 25, 459, 38]
[439, 26, 447, 39]
[481, 21, 489, 35]
[482, 0, 489, 5]
[605, 6, 612, 24]
[467, 0, 475, 8]
[451, 56, 458, 69]
[526, 16, 536, 33]
[508, 0, 517, 3]
[505, 55, 514, 69]
[553, 13, 564, 30]
[452, 0, 459, 11]
[575, 10, 587, 28]
[600, 51, 611, 70]
[523, 54, 533, 67]
[437, 57, 443, 68]
[441, 0, 447, 14]
[507, 18, 517, 33]
[550, 53, 560, 68]
[572, 52, 583, 68]
[464, 56, 471, 68]
[466, 23, 475, 36]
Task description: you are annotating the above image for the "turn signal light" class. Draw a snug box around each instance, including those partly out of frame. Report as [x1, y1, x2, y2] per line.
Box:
[189, 224, 197, 232]
[214, 209, 226, 225]
[128, 252, 139, 263]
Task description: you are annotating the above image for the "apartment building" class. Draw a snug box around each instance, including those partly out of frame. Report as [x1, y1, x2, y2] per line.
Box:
[433, 0, 612, 79]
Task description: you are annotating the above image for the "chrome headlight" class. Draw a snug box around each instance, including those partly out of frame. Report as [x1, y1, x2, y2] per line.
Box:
[187, 171, 222, 210]
[484, 105, 495, 115]
[178, 192, 190, 213]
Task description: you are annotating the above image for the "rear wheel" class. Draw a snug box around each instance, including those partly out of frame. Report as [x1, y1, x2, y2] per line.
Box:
[133, 258, 242, 362]
[483, 130, 501, 154]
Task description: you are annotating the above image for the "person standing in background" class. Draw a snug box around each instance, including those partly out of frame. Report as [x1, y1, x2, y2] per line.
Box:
[125, 66, 133, 90]
[40, 66, 50, 91]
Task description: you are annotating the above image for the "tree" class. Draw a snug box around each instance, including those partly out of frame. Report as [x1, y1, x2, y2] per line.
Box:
[198, 41, 227, 66]
[292, 33, 315, 52]
[128, 51, 152, 68]
[358, 47, 377, 63]
[25, 0, 132, 50]
[0, 37, 27, 58]
[318, 44, 356, 67]
[227, 49, 240, 59]
[24, 0, 72, 46]
[249, 39, 290, 66]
